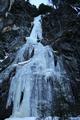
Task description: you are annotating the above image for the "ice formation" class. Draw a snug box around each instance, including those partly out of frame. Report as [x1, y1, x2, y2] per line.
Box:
[6, 14, 73, 119]
[5, 117, 80, 120]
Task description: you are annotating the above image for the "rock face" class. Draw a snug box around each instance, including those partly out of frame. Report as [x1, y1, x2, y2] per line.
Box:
[0, 0, 10, 16]
[0, 0, 80, 119]
[42, 3, 80, 116]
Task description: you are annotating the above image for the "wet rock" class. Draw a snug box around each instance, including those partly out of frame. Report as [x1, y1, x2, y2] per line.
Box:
[0, 53, 15, 72]
[0, 18, 4, 31]
[42, 3, 80, 116]
[0, 0, 10, 16]
[23, 45, 34, 60]
[38, 4, 53, 15]
[42, 4, 78, 43]
[11, 0, 38, 17]
[64, 0, 78, 5]
[0, 67, 16, 120]
[4, 13, 15, 26]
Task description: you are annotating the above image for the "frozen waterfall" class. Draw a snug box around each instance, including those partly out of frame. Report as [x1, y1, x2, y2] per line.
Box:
[6, 15, 73, 119]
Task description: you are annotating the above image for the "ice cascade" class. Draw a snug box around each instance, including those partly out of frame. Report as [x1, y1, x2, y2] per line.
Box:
[6, 15, 71, 118]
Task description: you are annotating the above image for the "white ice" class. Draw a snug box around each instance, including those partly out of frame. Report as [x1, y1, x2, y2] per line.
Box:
[5, 117, 36, 120]
[26, 15, 43, 43]
[5, 117, 80, 120]
[5, 116, 59, 120]
[6, 15, 70, 119]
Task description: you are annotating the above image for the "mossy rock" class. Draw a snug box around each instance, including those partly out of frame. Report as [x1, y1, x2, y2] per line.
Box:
[0, 32, 5, 42]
